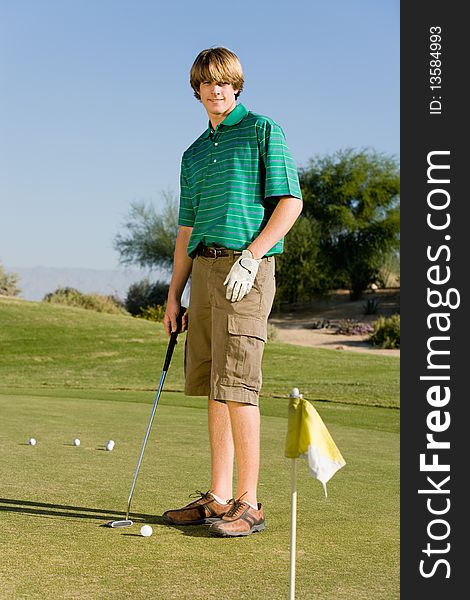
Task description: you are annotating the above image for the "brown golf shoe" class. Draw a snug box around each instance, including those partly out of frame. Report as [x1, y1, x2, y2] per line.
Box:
[209, 498, 265, 537]
[162, 491, 233, 526]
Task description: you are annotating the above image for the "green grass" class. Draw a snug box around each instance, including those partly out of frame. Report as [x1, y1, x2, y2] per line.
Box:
[0, 297, 399, 408]
[0, 297, 399, 598]
[1, 393, 399, 600]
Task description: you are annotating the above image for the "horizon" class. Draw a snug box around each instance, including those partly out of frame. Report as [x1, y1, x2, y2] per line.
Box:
[7, 264, 170, 302]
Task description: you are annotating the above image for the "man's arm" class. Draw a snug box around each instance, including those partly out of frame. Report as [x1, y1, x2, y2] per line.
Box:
[223, 196, 303, 302]
[247, 196, 303, 259]
[164, 225, 193, 334]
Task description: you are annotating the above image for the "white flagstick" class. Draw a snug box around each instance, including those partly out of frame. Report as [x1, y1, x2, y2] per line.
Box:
[289, 458, 297, 600]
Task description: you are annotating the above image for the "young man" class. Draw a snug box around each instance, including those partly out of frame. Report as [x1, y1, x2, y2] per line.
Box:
[162, 47, 303, 537]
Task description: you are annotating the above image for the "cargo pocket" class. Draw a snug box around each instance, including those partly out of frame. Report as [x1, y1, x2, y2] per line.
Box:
[221, 314, 267, 392]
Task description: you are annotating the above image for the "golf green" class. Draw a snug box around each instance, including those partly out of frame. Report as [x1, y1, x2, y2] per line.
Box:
[0, 392, 399, 600]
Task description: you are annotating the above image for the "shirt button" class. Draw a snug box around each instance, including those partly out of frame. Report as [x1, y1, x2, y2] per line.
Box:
[213, 159, 217, 163]
[214, 142, 218, 146]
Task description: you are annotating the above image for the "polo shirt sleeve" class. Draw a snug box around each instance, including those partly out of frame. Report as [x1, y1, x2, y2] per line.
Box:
[178, 159, 195, 227]
[257, 120, 302, 203]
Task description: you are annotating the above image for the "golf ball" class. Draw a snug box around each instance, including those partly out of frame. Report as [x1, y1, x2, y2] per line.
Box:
[106, 440, 115, 451]
[290, 387, 300, 397]
[140, 525, 153, 537]
[73, 438, 81, 446]
[28, 437, 37, 446]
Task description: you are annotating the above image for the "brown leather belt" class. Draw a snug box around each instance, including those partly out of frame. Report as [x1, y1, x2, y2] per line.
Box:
[196, 245, 241, 258]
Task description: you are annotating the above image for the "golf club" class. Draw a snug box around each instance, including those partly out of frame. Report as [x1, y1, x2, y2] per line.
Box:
[106, 306, 186, 528]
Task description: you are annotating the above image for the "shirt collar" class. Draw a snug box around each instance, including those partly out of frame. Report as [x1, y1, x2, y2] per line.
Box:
[203, 103, 249, 137]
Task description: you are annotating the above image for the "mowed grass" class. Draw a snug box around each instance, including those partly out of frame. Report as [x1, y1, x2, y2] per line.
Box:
[0, 393, 399, 600]
[0, 297, 399, 598]
[0, 297, 399, 407]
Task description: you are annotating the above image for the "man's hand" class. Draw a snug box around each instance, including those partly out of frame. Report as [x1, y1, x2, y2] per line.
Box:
[164, 299, 188, 335]
[223, 250, 261, 302]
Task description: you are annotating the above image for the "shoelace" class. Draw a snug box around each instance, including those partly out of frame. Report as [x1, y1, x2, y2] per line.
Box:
[224, 492, 248, 518]
[187, 490, 212, 505]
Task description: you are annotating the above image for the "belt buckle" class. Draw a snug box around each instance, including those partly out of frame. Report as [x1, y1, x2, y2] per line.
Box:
[207, 247, 218, 258]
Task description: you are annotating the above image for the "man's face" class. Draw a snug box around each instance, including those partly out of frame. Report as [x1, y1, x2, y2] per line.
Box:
[199, 81, 239, 124]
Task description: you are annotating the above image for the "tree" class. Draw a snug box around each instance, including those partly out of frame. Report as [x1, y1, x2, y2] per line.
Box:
[300, 149, 400, 300]
[125, 279, 170, 315]
[0, 261, 21, 297]
[114, 190, 179, 270]
[274, 215, 328, 304]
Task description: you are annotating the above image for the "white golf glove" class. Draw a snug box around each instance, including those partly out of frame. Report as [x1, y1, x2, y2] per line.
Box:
[224, 250, 261, 302]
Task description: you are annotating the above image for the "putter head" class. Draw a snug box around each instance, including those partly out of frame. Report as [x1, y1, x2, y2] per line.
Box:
[105, 519, 134, 528]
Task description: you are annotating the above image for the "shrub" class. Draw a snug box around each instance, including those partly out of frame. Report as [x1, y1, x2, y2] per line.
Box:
[43, 287, 127, 315]
[368, 314, 400, 349]
[311, 319, 331, 330]
[125, 279, 169, 316]
[335, 319, 374, 335]
[138, 305, 166, 323]
[0, 262, 21, 297]
[267, 322, 278, 342]
[363, 298, 379, 315]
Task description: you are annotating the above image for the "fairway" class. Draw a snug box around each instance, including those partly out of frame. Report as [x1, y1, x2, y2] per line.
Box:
[0, 298, 399, 598]
[0, 297, 399, 408]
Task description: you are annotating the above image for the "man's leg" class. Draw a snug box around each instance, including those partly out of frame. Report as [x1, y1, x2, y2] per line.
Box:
[162, 394, 234, 525]
[209, 400, 265, 537]
[163, 257, 234, 526]
[208, 398, 234, 501]
[207, 255, 275, 536]
[226, 401, 260, 507]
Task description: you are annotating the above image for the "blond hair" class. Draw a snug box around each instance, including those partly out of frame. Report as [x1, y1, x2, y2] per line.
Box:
[190, 47, 244, 100]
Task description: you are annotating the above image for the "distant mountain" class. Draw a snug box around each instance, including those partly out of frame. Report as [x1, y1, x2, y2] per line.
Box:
[8, 266, 170, 302]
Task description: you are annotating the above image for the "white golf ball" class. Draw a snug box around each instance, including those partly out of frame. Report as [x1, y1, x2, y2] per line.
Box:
[28, 437, 37, 446]
[140, 525, 153, 537]
[73, 438, 81, 446]
[106, 440, 115, 451]
[290, 387, 300, 397]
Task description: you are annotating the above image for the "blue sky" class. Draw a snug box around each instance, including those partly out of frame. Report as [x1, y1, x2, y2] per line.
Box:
[0, 0, 399, 270]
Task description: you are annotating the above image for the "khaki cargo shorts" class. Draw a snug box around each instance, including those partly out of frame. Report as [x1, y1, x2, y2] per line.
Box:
[184, 252, 276, 406]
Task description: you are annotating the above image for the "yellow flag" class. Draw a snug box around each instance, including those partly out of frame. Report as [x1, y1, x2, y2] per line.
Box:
[285, 397, 346, 496]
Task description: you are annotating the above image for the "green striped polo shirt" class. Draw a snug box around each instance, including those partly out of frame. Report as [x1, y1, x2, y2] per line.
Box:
[178, 103, 302, 257]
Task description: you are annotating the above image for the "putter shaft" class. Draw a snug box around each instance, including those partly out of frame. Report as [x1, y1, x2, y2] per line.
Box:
[126, 369, 167, 520]
[115, 311, 184, 527]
